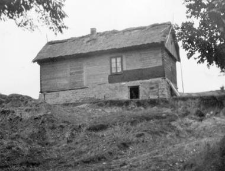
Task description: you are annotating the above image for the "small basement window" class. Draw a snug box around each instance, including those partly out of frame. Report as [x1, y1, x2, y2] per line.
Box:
[129, 86, 140, 99]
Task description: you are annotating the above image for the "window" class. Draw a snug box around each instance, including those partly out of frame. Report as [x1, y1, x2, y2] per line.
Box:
[111, 57, 122, 74]
[129, 86, 140, 99]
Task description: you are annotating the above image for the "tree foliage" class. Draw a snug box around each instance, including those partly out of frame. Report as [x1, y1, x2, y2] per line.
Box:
[176, 0, 225, 72]
[0, 0, 67, 33]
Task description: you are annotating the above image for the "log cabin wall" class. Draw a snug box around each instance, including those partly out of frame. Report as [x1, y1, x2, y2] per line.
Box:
[40, 46, 164, 93]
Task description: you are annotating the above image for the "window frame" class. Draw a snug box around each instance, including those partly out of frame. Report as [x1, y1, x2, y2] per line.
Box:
[110, 56, 123, 74]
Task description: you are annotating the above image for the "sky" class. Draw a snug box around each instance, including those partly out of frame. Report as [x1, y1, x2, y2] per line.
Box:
[0, 0, 224, 99]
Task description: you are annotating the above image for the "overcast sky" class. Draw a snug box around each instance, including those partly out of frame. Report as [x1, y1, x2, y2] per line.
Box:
[0, 0, 224, 99]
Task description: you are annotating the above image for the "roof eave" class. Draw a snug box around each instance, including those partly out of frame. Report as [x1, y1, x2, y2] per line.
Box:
[33, 42, 164, 63]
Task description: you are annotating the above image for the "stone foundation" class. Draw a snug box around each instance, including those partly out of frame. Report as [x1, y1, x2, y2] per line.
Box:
[39, 78, 172, 104]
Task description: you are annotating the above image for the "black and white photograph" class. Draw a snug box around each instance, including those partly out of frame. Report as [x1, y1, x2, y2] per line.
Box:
[0, 0, 225, 170]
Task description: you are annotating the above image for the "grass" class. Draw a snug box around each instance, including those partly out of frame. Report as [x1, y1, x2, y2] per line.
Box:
[183, 136, 225, 171]
[40, 106, 185, 170]
[1, 97, 225, 170]
[45, 101, 225, 170]
[46, 106, 198, 170]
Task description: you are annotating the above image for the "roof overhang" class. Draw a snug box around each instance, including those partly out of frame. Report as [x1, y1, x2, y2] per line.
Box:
[34, 42, 164, 64]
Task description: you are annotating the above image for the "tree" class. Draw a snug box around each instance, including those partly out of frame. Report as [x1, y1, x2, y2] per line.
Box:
[176, 0, 225, 72]
[0, 0, 67, 34]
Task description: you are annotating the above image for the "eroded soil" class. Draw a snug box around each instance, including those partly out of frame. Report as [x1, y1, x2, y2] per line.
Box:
[0, 94, 225, 171]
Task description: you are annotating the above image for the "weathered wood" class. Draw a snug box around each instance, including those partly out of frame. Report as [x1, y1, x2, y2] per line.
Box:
[84, 55, 110, 86]
[40, 46, 165, 92]
[69, 61, 84, 89]
[40, 60, 69, 92]
[163, 49, 177, 87]
[108, 66, 165, 83]
[165, 33, 179, 61]
[125, 47, 162, 70]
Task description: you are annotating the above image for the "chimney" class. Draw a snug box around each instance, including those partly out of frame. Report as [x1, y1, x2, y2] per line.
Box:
[90, 28, 97, 35]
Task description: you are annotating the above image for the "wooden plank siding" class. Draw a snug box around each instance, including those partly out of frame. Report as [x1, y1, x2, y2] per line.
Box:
[84, 55, 110, 86]
[125, 47, 162, 70]
[163, 48, 177, 87]
[165, 33, 179, 61]
[109, 47, 163, 83]
[40, 46, 164, 93]
[69, 61, 84, 88]
[40, 60, 70, 92]
[108, 66, 164, 83]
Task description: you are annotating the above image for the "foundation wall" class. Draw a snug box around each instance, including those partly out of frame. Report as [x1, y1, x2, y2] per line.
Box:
[39, 78, 171, 104]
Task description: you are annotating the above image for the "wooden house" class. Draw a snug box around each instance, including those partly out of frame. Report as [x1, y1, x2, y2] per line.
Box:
[33, 22, 180, 104]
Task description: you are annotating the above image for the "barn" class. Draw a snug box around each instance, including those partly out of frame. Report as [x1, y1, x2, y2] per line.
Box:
[33, 22, 180, 104]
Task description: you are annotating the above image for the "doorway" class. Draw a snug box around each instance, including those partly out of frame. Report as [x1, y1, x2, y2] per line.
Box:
[129, 86, 140, 99]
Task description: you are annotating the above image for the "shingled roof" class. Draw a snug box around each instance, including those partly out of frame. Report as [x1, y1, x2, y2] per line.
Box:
[33, 22, 177, 62]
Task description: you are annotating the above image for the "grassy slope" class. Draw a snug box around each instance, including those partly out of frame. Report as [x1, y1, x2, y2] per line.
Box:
[0, 95, 225, 171]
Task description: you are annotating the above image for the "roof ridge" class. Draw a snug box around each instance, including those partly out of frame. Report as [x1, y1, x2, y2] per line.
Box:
[33, 21, 175, 63]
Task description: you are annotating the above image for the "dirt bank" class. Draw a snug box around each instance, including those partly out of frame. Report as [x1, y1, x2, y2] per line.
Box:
[0, 94, 225, 170]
